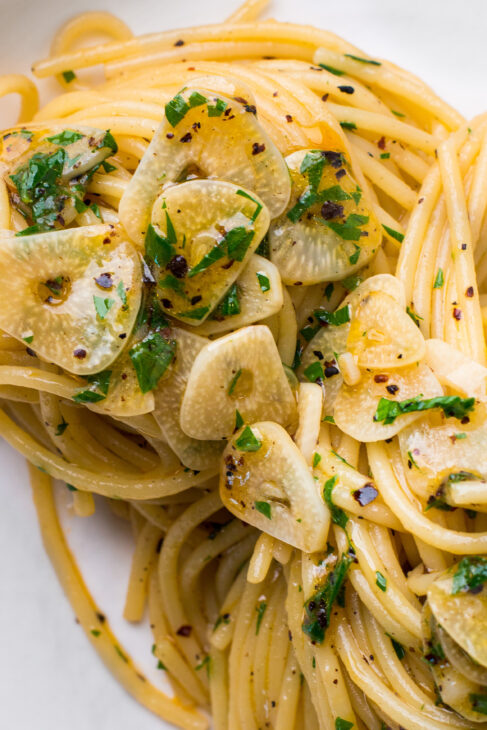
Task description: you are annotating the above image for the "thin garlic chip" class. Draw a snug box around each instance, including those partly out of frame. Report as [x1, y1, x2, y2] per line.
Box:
[425, 339, 487, 397]
[195, 254, 283, 336]
[0, 225, 141, 375]
[119, 86, 291, 245]
[220, 421, 329, 552]
[399, 406, 487, 503]
[180, 325, 297, 440]
[299, 274, 406, 416]
[153, 328, 224, 471]
[269, 149, 381, 285]
[334, 362, 443, 441]
[2, 125, 117, 231]
[347, 290, 425, 368]
[148, 180, 269, 324]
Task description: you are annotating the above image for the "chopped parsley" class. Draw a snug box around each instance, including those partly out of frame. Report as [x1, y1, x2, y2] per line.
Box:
[255, 500, 271, 518]
[344, 54, 381, 66]
[62, 70, 76, 83]
[188, 91, 207, 108]
[312, 452, 322, 468]
[93, 296, 114, 320]
[326, 214, 369, 242]
[302, 554, 352, 643]
[165, 93, 190, 127]
[236, 426, 262, 452]
[55, 418, 68, 436]
[318, 63, 345, 76]
[340, 121, 357, 131]
[207, 98, 228, 117]
[195, 655, 211, 676]
[236, 188, 263, 221]
[382, 224, 404, 243]
[406, 306, 423, 327]
[452, 557, 487, 595]
[219, 283, 240, 316]
[380, 152, 390, 159]
[304, 361, 324, 383]
[46, 130, 83, 146]
[235, 409, 244, 429]
[188, 226, 254, 277]
[144, 223, 176, 267]
[129, 332, 176, 393]
[374, 395, 475, 425]
[177, 306, 209, 320]
[335, 719, 354, 730]
[228, 369, 242, 395]
[433, 269, 444, 289]
[255, 601, 267, 633]
[323, 475, 348, 530]
[387, 634, 406, 660]
[314, 304, 350, 327]
[116, 281, 127, 305]
[22, 334, 34, 344]
[256, 271, 271, 292]
[73, 370, 112, 403]
[469, 694, 487, 716]
[375, 571, 387, 592]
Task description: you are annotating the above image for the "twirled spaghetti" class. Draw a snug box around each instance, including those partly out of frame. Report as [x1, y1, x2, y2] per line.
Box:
[1, 1, 487, 728]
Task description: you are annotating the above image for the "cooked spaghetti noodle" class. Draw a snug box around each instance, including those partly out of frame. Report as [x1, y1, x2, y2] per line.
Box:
[1, 1, 487, 728]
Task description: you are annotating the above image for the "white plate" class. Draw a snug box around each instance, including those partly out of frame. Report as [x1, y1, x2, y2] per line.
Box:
[0, 1, 486, 728]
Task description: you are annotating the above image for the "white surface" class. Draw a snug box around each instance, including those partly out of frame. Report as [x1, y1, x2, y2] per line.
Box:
[0, 1, 486, 728]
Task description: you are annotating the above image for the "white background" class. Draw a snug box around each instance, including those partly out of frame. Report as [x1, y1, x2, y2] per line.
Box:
[0, 1, 486, 728]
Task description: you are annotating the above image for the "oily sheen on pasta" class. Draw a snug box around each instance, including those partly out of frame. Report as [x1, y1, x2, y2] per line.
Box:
[1, 0, 487, 728]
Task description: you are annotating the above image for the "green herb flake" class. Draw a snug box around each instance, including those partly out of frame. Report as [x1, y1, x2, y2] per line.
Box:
[91, 629, 101, 637]
[433, 268, 444, 289]
[207, 98, 228, 117]
[382, 224, 404, 243]
[314, 304, 351, 327]
[392, 110, 406, 118]
[188, 91, 207, 108]
[376, 571, 387, 592]
[344, 53, 381, 66]
[256, 272, 271, 292]
[73, 369, 112, 404]
[387, 634, 406, 660]
[62, 70, 76, 83]
[380, 152, 390, 159]
[114, 645, 128, 663]
[407, 450, 420, 469]
[351, 185, 362, 205]
[374, 395, 475, 425]
[452, 557, 487, 595]
[302, 554, 352, 643]
[159, 274, 186, 298]
[323, 475, 348, 529]
[406, 306, 423, 327]
[335, 719, 354, 730]
[46, 129, 84, 146]
[304, 361, 324, 383]
[340, 121, 357, 131]
[469, 694, 487, 716]
[93, 295, 114, 320]
[454, 432, 467, 440]
[322, 415, 335, 423]
[145, 223, 176, 267]
[325, 282, 334, 300]
[312, 452, 322, 468]
[55, 418, 68, 436]
[116, 281, 127, 305]
[318, 63, 345, 76]
[236, 188, 263, 221]
[22, 334, 34, 344]
[255, 501, 271, 519]
[255, 601, 267, 633]
[100, 130, 118, 153]
[66, 483, 78, 492]
[165, 93, 189, 127]
[326, 214, 368, 242]
[195, 655, 211, 676]
[102, 160, 116, 173]
[235, 409, 244, 429]
[177, 306, 210, 321]
[228, 368, 242, 395]
[219, 283, 240, 316]
[236, 426, 262, 452]
[129, 332, 176, 393]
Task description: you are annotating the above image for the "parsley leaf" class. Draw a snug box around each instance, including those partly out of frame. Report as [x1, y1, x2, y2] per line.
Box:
[374, 395, 475, 425]
[73, 370, 112, 403]
[335, 719, 354, 730]
[62, 70, 76, 83]
[145, 223, 176, 267]
[433, 268, 444, 289]
[256, 272, 270, 292]
[302, 554, 352, 643]
[304, 361, 324, 382]
[207, 98, 228, 117]
[235, 409, 244, 429]
[129, 332, 176, 393]
[376, 571, 387, 592]
[314, 305, 350, 327]
[344, 53, 381, 66]
[469, 694, 487, 716]
[255, 501, 271, 519]
[323, 475, 348, 529]
[46, 130, 84, 146]
[228, 369, 242, 395]
[382, 224, 404, 243]
[340, 121, 357, 131]
[219, 283, 240, 316]
[255, 601, 267, 633]
[236, 189, 263, 221]
[93, 296, 114, 319]
[165, 93, 189, 127]
[318, 63, 345, 76]
[452, 557, 487, 595]
[236, 426, 262, 452]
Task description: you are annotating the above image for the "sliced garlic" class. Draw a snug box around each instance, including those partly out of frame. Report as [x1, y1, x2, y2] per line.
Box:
[153, 328, 224, 471]
[425, 339, 487, 397]
[195, 254, 283, 336]
[347, 290, 425, 369]
[269, 149, 381, 285]
[148, 179, 269, 324]
[180, 325, 297, 440]
[0, 225, 141, 375]
[220, 421, 329, 552]
[119, 86, 291, 245]
[334, 362, 443, 441]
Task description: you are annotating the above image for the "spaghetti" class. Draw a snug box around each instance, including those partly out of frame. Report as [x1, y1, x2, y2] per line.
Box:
[1, 1, 487, 728]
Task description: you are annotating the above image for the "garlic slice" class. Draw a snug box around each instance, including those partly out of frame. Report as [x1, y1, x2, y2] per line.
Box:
[425, 339, 487, 397]
[180, 325, 297, 440]
[0, 225, 141, 375]
[153, 328, 224, 471]
[119, 86, 290, 245]
[269, 149, 381, 285]
[148, 179, 269, 324]
[220, 421, 329, 552]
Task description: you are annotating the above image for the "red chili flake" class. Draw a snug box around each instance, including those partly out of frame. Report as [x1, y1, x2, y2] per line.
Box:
[378, 136, 386, 149]
[191, 122, 201, 131]
[73, 348, 87, 359]
[374, 374, 389, 383]
[176, 625, 192, 637]
[466, 286, 474, 298]
[453, 307, 462, 320]
[234, 96, 249, 105]
[461, 416, 470, 424]
[252, 142, 266, 155]
[335, 168, 346, 180]
[222, 260, 235, 270]
[273, 91, 278, 97]
[191, 295, 202, 305]
[285, 114, 293, 122]
[26, 347, 36, 357]
[418, 197, 424, 204]
[94, 272, 113, 289]
[386, 384, 399, 395]
[353, 484, 378, 506]
[321, 201, 344, 219]
[174, 39, 185, 46]
[161, 299, 173, 308]
[338, 85, 355, 94]
[321, 93, 329, 102]
[166, 255, 188, 279]
[121, 373, 128, 380]
[180, 132, 192, 143]
[103, 237, 110, 244]
[461, 243, 467, 250]
[324, 365, 339, 378]
[119, 333, 127, 339]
